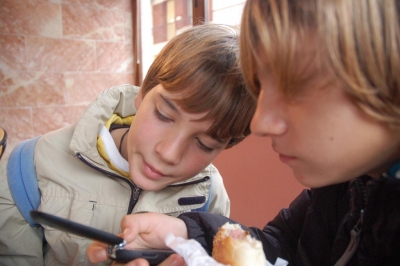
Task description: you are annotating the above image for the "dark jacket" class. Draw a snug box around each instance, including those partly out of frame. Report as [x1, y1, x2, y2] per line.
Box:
[179, 175, 400, 265]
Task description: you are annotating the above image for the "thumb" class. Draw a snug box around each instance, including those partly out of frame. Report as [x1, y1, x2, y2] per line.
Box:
[86, 242, 108, 263]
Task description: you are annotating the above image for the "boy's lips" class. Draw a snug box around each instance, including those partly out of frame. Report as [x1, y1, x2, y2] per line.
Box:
[272, 144, 297, 163]
[279, 153, 296, 164]
[143, 160, 166, 180]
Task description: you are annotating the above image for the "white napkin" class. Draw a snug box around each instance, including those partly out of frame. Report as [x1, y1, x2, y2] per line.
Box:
[165, 233, 288, 266]
[165, 233, 227, 266]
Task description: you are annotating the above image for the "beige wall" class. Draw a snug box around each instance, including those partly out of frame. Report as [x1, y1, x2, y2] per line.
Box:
[0, 0, 135, 158]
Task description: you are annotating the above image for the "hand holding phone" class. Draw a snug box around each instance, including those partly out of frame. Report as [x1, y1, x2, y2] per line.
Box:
[30, 210, 175, 265]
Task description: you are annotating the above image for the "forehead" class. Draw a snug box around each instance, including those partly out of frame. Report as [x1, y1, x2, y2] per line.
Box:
[256, 38, 335, 95]
[152, 84, 211, 122]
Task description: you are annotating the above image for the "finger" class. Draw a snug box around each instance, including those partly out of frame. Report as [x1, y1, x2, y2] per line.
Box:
[112, 258, 150, 266]
[110, 254, 185, 266]
[120, 214, 161, 249]
[120, 213, 187, 249]
[158, 254, 186, 266]
[86, 242, 109, 263]
[120, 215, 141, 245]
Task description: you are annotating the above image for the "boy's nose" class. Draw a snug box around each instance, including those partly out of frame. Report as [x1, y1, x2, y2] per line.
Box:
[250, 94, 287, 137]
[155, 136, 185, 165]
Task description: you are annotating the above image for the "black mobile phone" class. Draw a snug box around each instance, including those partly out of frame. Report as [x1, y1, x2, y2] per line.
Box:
[30, 210, 175, 265]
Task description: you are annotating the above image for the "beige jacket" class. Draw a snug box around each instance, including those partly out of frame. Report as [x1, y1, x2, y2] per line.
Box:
[0, 84, 230, 266]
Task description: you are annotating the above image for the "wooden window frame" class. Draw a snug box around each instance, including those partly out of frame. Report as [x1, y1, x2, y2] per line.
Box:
[133, 0, 211, 85]
[192, 0, 209, 25]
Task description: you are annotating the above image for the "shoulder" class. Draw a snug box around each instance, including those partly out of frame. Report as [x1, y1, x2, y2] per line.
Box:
[34, 126, 79, 179]
[36, 126, 75, 155]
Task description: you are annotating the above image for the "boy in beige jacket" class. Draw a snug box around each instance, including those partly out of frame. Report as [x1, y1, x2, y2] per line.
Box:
[0, 24, 255, 266]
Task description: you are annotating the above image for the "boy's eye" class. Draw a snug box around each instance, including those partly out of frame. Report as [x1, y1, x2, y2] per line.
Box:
[196, 137, 214, 153]
[154, 109, 171, 122]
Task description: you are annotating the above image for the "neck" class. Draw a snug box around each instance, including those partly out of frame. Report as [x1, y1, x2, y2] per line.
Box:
[111, 128, 129, 160]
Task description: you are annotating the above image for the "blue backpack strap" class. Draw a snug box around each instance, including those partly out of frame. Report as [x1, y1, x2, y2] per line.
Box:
[7, 136, 41, 226]
[193, 175, 213, 212]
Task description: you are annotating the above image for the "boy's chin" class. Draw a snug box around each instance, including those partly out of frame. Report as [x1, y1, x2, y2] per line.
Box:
[132, 176, 166, 191]
[294, 172, 350, 188]
[294, 172, 326, 188]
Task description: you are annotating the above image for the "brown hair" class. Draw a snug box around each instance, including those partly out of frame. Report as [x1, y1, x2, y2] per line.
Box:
[241, 0, 400, 128]
[141, 23, 256, 148]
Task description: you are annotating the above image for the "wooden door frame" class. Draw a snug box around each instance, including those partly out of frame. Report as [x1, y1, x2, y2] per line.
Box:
[132, 0, 142, 85]
[192, 0, 210, 25]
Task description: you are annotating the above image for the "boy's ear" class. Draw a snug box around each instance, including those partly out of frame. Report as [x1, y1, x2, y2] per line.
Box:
[134, 89, 143, 109]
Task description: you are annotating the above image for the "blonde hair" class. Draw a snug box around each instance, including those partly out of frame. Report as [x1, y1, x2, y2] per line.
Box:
[141, 23, 256, 148]
[241, 0, 400, 127]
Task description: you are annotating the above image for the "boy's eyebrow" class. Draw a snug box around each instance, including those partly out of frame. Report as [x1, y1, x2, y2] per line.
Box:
[160, 94, 179, 113]
[160, 94, 228, 145]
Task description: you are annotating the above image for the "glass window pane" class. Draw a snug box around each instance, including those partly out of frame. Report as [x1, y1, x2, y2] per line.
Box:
[141, 0, 193, 78]
[151, 0, 192, 44]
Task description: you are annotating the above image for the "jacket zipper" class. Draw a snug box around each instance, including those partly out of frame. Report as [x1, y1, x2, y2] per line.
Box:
[298, 238, 312, 266]
[76, 152, 140, 214]
[334, 177, 367, 266]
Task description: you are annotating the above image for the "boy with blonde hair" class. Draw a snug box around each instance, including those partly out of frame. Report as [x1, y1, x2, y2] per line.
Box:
[87, 0, 400, 265]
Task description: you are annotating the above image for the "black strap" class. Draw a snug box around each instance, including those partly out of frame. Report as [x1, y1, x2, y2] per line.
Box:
[119, 129, 129, 154]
